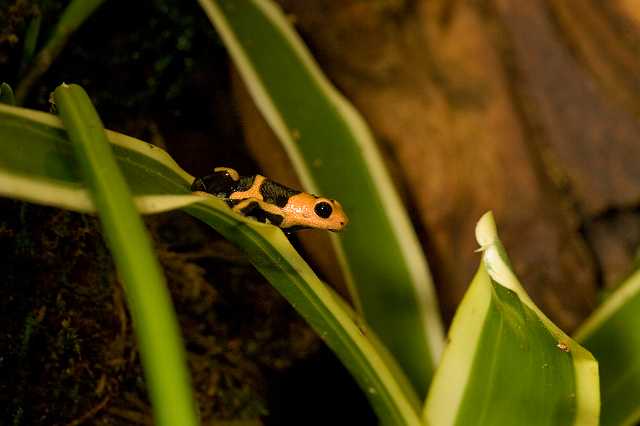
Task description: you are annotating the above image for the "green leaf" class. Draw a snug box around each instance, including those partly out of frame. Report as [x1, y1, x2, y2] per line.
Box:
[197, 0, 444, 398]
[0, 104, 198, 213]
[52, 84, 198, 426]
[0, 102, 422, 425]
[424, 212, 599, 426]
[575, 268, 640, 426]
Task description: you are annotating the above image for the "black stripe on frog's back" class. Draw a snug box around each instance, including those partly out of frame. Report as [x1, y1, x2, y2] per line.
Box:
[238, 200, 284, 226]
[259, 179, 302, 207]
[236, 175, 256, 192]
[192, 171, 256, 198]
[192, 170, 238, 197]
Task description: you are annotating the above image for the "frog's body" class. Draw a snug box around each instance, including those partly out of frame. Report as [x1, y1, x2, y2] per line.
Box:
[191, 167, 348, 232]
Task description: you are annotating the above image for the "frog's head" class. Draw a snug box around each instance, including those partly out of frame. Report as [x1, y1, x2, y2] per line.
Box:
[282, 193, 349, 231]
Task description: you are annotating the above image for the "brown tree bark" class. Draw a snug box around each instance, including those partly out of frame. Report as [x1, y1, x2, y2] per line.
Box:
[233, 0, 640, 332]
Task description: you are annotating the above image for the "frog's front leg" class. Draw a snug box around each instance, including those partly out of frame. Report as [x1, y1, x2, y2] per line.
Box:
[232, 198, 285, 227]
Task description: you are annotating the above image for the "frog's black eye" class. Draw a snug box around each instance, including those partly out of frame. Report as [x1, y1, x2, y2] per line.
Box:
[314, 201, 333, 219]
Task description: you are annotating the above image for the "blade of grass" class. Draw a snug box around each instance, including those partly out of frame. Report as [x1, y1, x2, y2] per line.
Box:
[424, 212, 600, 426]
[575, 267, 640, 426]
[15, 0, 107, 104]
[198, 0, 444, 398]
[52, 84, 198, 426]
[0, 102, 422, 425]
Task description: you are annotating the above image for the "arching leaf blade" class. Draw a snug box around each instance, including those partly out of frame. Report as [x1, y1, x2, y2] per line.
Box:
[198, 0, 444, 397]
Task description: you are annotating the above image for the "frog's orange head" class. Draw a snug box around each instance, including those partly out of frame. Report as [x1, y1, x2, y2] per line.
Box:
[282, 193, 349, 232]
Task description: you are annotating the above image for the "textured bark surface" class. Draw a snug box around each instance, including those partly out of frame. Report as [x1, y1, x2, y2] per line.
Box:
[233, 0, 640, 331]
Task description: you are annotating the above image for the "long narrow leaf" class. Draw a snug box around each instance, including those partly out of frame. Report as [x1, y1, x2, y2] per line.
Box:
[575, 268, 640, 426]
[0, 105, 198, 212]
[424, 212, 599, 425]
[198, 0, 444, 397]
[52, 84, 198, 426]
[0, 103, 422, 425]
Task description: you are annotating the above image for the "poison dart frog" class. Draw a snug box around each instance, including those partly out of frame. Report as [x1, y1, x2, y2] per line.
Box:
[191, 167, 349, 232]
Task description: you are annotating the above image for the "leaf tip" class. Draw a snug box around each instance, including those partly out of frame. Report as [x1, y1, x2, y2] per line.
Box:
[475, 211, 497, 250]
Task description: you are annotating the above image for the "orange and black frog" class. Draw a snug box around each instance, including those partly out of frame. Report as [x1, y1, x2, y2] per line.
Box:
[191, 167, 349, 232]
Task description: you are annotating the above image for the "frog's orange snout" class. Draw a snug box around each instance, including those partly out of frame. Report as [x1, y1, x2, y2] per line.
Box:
[314, 198, 348, 232]
[283, 193, 349, 231]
